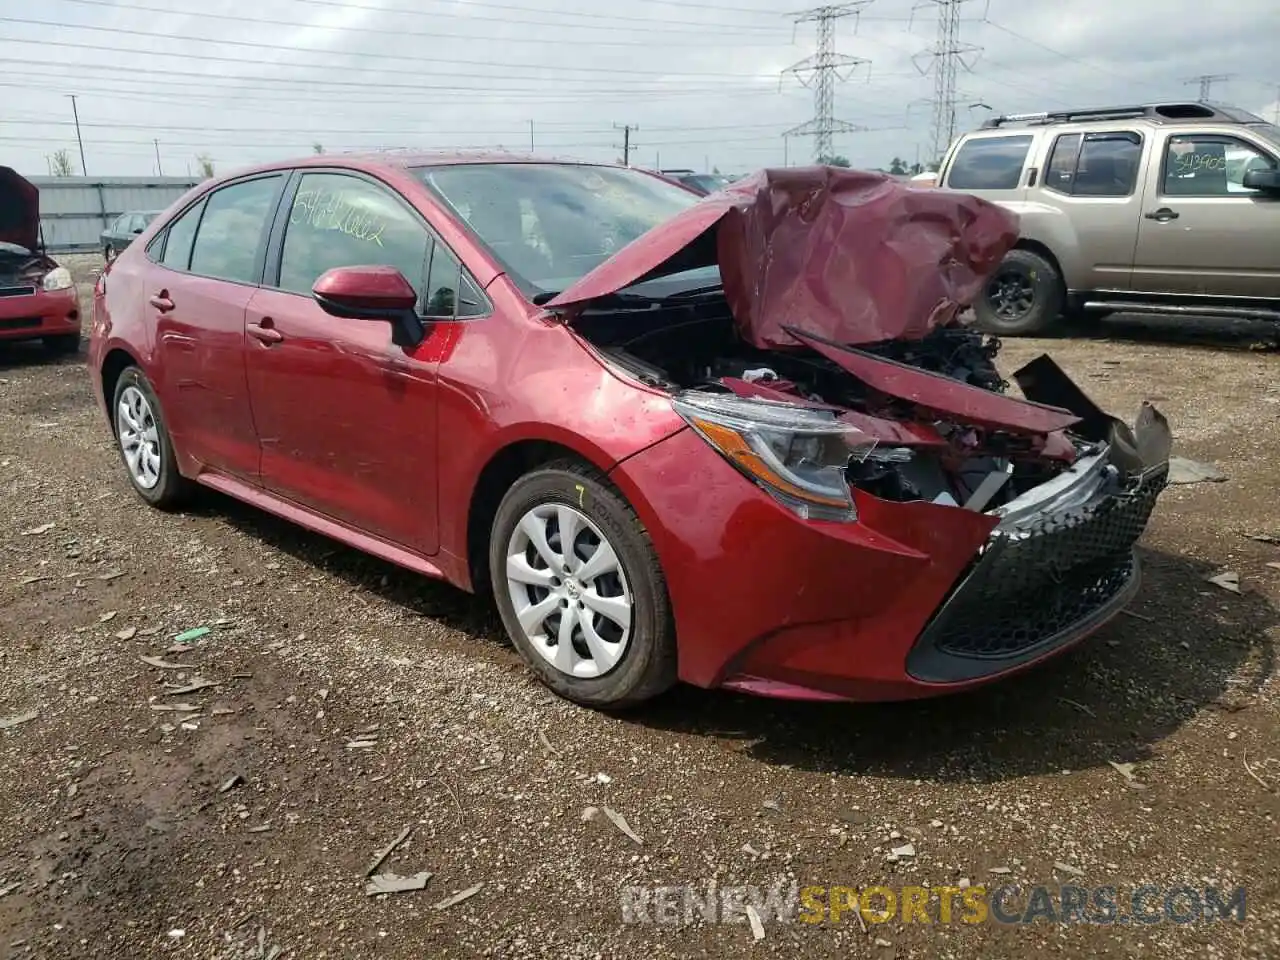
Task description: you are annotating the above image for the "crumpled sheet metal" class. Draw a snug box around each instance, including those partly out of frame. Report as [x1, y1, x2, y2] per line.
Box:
[547, 166, 1021, 349]
[717, 167, 1021, 348]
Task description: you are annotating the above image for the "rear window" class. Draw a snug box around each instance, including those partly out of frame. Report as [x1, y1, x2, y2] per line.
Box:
[946, 136, 1034, 191]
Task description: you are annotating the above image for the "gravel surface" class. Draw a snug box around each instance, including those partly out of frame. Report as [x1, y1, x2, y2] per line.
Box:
[1, 256, 1278, 958]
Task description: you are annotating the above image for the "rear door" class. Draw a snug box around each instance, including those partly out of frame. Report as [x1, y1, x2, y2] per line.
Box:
[1132, 130, 1280, 297]
[1033, 128, 1146, 291]
[147, 173, 286, 482]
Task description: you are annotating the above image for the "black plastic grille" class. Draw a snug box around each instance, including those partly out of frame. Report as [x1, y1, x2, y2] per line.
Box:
[907, 463, 1167, 681]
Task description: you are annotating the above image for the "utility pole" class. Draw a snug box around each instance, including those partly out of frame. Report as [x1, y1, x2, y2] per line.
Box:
[67, 94, 87, 176]
[154, 139, 163, 176]
[1185, 74, 1232, 100]
[614, 123, 638, 166]
[913, 0, 982, 167]
[783, 3, 871, 162]
[528, 120, 534, 153]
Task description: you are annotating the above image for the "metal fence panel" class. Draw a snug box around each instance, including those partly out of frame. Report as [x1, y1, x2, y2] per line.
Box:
[30, 176, 201, 252]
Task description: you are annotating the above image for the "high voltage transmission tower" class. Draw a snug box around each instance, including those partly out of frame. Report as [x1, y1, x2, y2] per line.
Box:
[782, 3, 871, 162]
[1184, 74, 1233, 100]
[912, 0, 982, 165]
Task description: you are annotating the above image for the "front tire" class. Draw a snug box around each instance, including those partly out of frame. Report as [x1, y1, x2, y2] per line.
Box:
[489, 460, 677, 710]
[111, 366, 191, 510]
[974, 248, 1064, 336]
[103, 244, 115, 262]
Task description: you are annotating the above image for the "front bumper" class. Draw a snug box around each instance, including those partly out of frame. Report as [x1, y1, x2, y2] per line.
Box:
[609, 428, 1167, 702]
[0, 286, 80, 341]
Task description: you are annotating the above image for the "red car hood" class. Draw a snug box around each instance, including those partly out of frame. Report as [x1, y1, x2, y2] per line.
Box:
[0, 166, 40, 252]
[545, 165, 1020, 349]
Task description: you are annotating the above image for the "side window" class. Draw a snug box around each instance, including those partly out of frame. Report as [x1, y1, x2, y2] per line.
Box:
[278, 173, 429, 302]
[188, 176, 283, 284]
[159, 199, 204, 271]
[1072, 133, 1142, 197]
[422, 240, 487, 319]
[1164, 135, 1278, 196]
[945, 136, 1033, 190]
[111, 214, 128, 233]
[1044, 134, 1082, 193]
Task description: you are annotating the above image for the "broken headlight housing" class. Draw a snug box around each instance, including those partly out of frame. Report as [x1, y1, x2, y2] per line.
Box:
[42, 266, 73, 292]
[671, 392, 872, 522]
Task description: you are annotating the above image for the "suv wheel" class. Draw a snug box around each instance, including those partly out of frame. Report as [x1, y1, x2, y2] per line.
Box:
[489, 460, 677, 710]
[974, 249, 1064, 336]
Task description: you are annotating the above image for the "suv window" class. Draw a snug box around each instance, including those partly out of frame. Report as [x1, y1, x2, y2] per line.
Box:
[1164, 134, 1278, 196]
[159, 200, 204, 271]
[188, 176, 283, 284]
[1045, 132, 1142, 197]
[278, 172, 487, 319]
[946, 136, 1033, 190]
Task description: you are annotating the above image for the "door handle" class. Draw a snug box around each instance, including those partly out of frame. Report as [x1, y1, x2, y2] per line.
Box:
[149, 292, 175, 312]
[1143, 208, 1180, 222]
[247, 319, 283, 345]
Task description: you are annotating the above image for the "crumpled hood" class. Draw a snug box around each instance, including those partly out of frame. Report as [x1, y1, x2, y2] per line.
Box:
[0, 166, 40, 253]
[545, 165, 1020, 348]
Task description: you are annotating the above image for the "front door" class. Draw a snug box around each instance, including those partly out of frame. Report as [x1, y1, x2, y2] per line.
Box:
[243, 170, 482, 556]
[1132, 131, 1280, 298]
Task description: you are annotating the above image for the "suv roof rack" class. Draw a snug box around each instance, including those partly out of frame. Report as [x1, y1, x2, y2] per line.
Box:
[980, 101, 1264, 129]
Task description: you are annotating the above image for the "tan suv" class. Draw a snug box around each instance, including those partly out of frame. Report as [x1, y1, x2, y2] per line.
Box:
[936, 102, 1280, 334]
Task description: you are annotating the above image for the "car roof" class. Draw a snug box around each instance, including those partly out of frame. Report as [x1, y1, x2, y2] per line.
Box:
[218, 151, 621, 182]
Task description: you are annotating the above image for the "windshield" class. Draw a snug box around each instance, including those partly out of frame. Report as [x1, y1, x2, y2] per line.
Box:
[682, 174, 731, 194]
[417, 163, 707, 297]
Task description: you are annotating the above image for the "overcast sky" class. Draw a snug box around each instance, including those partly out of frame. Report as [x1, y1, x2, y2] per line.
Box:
[2, 0, 1278, 178]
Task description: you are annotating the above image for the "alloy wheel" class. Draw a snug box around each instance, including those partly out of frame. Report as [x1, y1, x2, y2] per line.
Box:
[504, 503, 633, 679]
[988, 271, 1036, 320]
[116, 385, 162, 490]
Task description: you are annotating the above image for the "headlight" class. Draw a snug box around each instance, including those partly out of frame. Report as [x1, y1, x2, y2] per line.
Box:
[42, 267, 73, 292]
[671, 391, 874, 522]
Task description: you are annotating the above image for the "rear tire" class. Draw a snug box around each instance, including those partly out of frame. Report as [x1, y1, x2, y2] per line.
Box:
[974, 248, 1064, 336]
[111, 366, 192, 510]
[489, 460, 677, 710]
[42, 333, 81, 356]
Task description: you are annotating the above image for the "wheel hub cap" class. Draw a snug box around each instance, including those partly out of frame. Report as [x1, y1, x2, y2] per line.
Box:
[505, 503, 633, 679]
[116, 385, 162, 490]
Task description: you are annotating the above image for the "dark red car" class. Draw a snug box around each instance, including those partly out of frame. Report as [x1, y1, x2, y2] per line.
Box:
[88, 154, 1172, 709]
[1, 167, 82, 354]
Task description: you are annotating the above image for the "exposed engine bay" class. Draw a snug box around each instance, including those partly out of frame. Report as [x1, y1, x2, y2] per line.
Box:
[574, 293, 1170, 518]
[0, 242, 57, 290]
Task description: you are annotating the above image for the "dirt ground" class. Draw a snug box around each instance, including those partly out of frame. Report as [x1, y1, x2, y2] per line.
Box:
[1, 255, 1278, 959]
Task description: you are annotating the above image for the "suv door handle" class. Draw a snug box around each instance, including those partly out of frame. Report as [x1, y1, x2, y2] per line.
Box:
[149, 292, 175, 312]
[1144, 208, 1180, 222]
[247, 319, 283, 345]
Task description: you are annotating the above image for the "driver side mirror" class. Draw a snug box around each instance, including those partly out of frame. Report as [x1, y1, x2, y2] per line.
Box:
[1242, 168, 1280, 193]
[131, 227, 145, 234]
[312, 265, 426, 348]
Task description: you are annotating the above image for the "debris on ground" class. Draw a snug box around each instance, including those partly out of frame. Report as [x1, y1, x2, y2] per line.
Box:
[164, 678, 220, 696]
[1208, 571, 1241, 593]
[115, 626, 137, 641]
[19, 522, 55, 536]
[1058, 697, 1096, 717]
[1053, 861, 1085, 877]
[366, 825, 414, 876]
[888, 842, 916, 861]
[173, 626, 211, 644]
[432, 883, 484, 910]
[218, 775, 244, 794]
[0, 711, 38, 730]
[140, 654, 194, 670]
[538, 729, 561, 758]
[365, 871, 432, 896]
[746, 905, 765, 941]
[601, 805, 643, 845]
[1167, 457, 1228, 484]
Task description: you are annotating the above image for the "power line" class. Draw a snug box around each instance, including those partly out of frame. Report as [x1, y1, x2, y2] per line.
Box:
[783, 3, 872, 162]
[913, 0, 982, 164]
[0, 17, 780, 79]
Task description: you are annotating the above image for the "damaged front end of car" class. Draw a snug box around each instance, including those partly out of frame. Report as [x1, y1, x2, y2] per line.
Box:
[547, 165, 1172, 687]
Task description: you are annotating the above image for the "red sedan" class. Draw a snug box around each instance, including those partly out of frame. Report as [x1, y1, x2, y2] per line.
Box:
[88, 153, 1172, 709]
[1, 167, 82, 355]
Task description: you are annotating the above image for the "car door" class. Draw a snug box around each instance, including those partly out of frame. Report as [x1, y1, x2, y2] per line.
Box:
[1032, 129, 1146, 292]
[1132, 130, 1280, 297]
[243, 169, 489, 555]
[147, 173, 286, 482]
